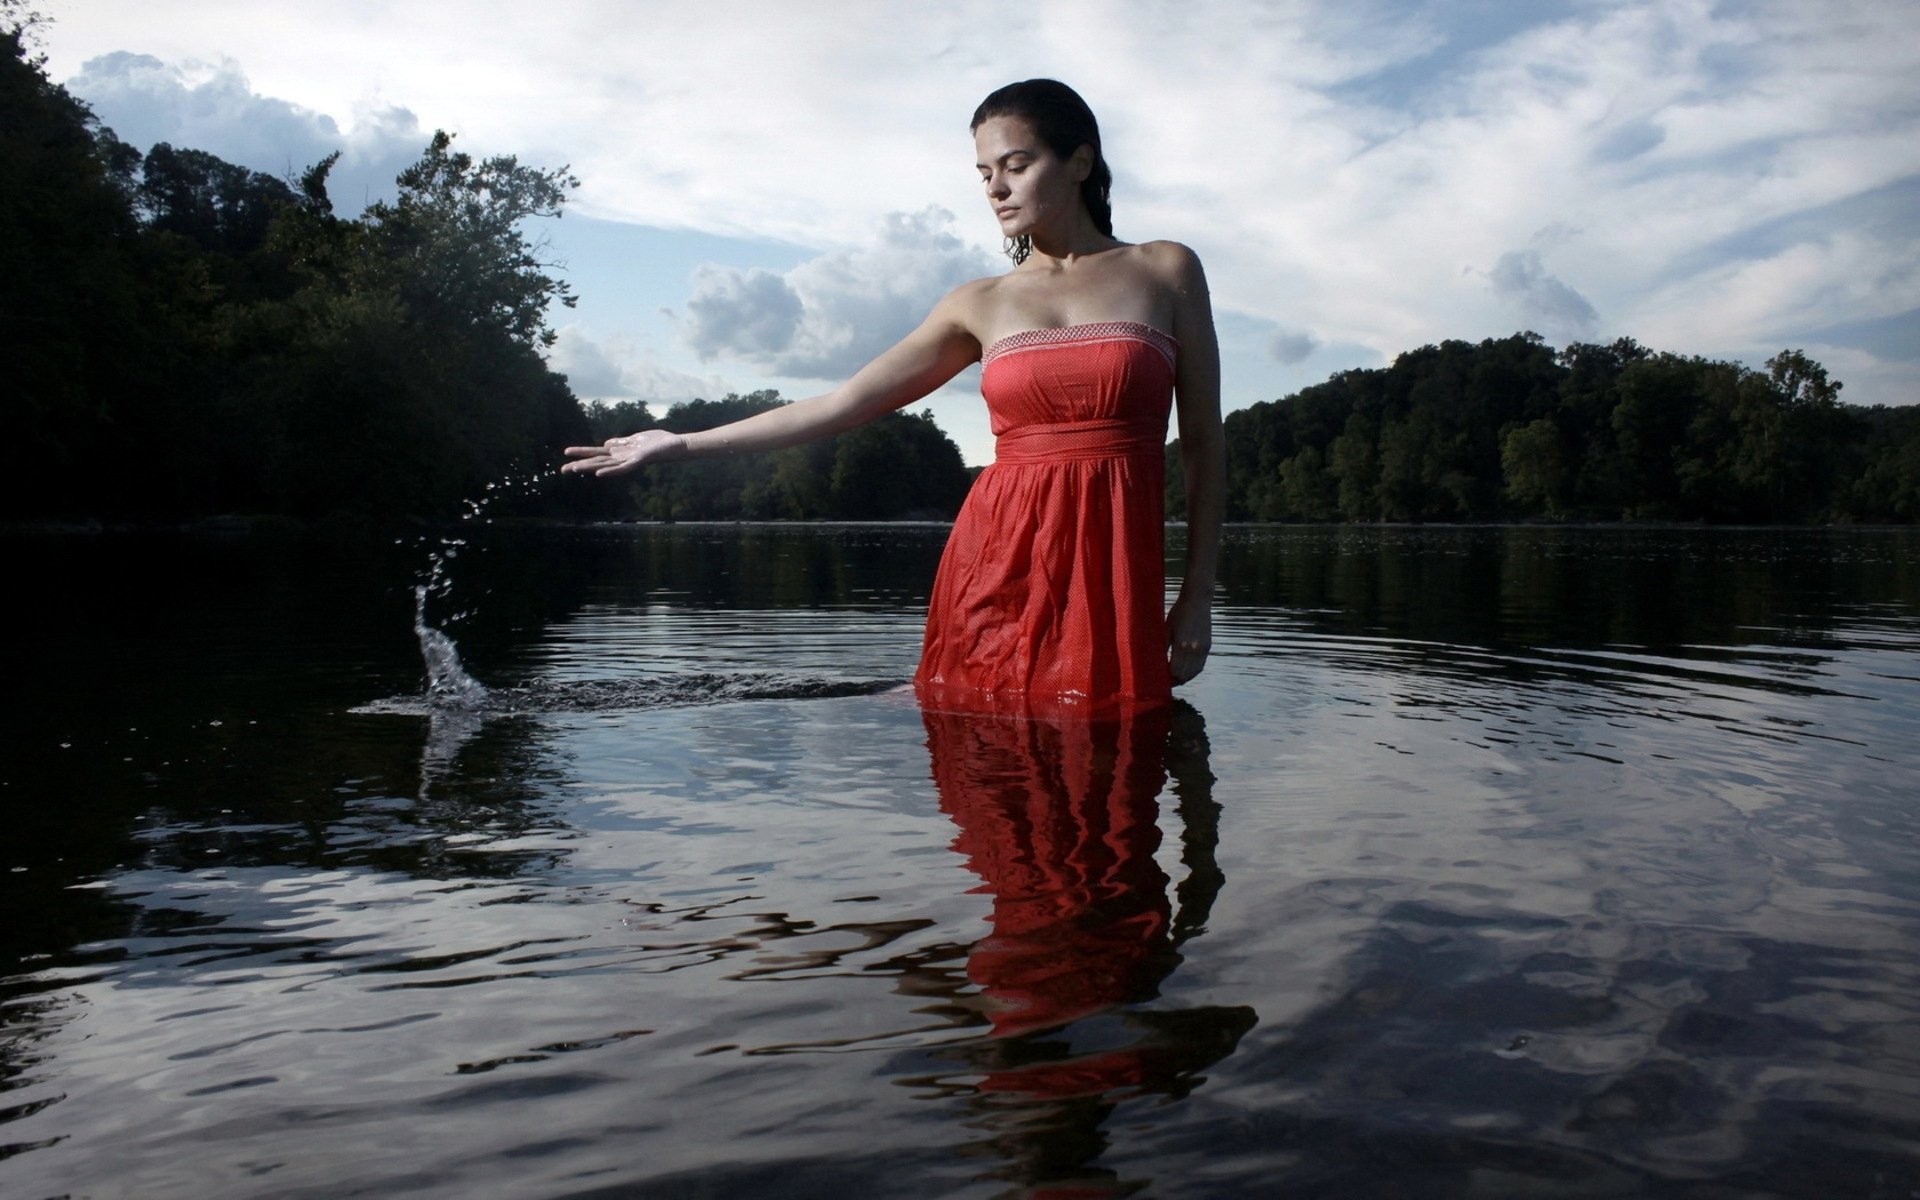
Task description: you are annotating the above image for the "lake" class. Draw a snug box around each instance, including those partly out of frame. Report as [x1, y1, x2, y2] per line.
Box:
[3, 522, 1918, 1198]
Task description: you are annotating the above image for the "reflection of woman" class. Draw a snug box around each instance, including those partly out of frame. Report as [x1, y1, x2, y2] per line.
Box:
[923, 702, 1254, 1195]
[564, 79, 1225, 714]
[931, 703, 1177, 1039]
[926, 703, 1250, 1080]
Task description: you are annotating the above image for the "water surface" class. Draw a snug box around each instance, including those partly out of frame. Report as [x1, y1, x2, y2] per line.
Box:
[4, 523, 1918, 1197]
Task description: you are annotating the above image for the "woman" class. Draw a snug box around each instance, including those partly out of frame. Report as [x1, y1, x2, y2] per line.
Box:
[563, 79, 1224, 713]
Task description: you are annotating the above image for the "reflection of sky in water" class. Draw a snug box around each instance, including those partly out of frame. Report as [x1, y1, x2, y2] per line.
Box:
[2, 525, 1917, 1197]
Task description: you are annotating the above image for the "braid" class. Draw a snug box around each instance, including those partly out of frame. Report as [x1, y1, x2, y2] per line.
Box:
[1083, 159, 1113, 238]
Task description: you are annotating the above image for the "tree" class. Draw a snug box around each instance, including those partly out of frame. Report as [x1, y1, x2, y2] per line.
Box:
[137, 143, 296, 259]
[0, 16, 157, 515]
[227, 134, 590, 518]
[1844, 406, 1920, 521]
[1328, 411, 1379, 521]
[1501, 418, 1567, 518]
[362, 131, 578, 349]
[1277, 446, 1338, 521]
[1175, 331, 1884, 527]
[829, 410, 971, 519]
[1768, 349, 1843, 409]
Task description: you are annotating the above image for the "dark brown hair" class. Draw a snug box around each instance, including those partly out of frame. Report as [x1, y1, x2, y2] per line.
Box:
[971, 79, 1113, 264]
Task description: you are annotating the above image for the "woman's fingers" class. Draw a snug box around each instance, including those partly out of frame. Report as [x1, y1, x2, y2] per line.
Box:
[1168, 639, 1209, 685]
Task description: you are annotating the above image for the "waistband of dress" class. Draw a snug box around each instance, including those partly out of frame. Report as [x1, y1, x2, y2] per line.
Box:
[994, 418, 1165, 465]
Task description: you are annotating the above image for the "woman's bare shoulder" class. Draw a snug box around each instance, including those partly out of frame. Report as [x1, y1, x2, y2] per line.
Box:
[1130, 239, 1205, 278]
[929, 273, 1014, 342]
[945, 273, 1007, 308]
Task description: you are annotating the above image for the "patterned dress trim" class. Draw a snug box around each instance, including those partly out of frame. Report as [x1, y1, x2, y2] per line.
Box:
[982, 321, 1179, 371]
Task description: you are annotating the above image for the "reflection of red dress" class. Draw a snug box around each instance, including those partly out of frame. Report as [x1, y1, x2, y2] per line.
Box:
[925, 704, 1176, 1043]
[915, 322, 1177, 715]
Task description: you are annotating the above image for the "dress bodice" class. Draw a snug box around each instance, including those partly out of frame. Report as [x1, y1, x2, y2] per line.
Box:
[979, 321, 1178, 442]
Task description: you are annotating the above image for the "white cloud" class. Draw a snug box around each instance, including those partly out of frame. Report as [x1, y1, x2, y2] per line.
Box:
[547, 327, 627, 398]
[549, 326, 733, 409]
[65, 51, 424, 213]
[679, 207, 997, 379]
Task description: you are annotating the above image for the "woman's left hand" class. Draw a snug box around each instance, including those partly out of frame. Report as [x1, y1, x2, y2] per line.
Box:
[1167, 591, 1212, 685]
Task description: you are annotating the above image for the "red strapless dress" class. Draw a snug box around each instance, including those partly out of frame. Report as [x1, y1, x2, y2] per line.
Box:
[914, 321, 1177, 715]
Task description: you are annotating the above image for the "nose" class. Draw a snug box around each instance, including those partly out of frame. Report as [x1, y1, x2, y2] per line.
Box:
[985, 170, 1010, 200]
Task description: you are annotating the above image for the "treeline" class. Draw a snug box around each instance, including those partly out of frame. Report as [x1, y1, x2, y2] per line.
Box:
[581, 394, 972, 520]
[1171, 333, 1919, 524]
[0, 21, 970, 525]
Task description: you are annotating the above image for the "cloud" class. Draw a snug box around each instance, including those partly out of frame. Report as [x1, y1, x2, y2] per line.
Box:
[679, 207, 997, 378]
[65, 51, 424, 214]
[1488, 249, 1600, 341]
[1268, 329, 1321, 365]
[549, 327, 733, 408]
[548, 327, 627, 397]
[683, 269, 804, 364]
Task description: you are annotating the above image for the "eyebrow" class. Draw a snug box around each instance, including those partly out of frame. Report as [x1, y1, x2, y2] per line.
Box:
[975, 148, 1037, 170]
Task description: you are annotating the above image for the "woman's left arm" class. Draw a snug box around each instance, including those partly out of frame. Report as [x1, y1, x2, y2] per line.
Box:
[1161, 243, 1224, 686]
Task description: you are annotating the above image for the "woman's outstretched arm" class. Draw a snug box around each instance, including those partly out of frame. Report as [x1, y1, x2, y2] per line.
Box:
[1160, 244, 1224, 686]
[561, 290, 982, 477]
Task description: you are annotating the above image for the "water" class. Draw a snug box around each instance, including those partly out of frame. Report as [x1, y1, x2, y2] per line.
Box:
[3, 523, 1918, 1197]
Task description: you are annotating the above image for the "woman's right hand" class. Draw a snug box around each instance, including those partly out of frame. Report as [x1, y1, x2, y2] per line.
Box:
[561, 429, 690, 478]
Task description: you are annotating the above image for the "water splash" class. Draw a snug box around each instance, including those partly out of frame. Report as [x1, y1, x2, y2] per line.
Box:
[413, 585, 488, 710]
[358, 672, 903, 720]
[380, 469, 903, 746]
[399, 471, 554, 795]
[406, 470, 554, 707]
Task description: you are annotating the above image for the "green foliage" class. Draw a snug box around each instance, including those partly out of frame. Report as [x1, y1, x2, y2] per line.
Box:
[1501, 418, 1567, 518]
[1842, 405, 1920, 521]
[138, 143, 297, 259]
[362, 131, 579, 349]
[1198, 332, 1914, 524]
[596, 394, 972, 521]
[0, 22, 169, 516]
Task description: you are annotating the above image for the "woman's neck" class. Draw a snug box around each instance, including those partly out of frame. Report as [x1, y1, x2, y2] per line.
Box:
[1022, 213, 1121, 268]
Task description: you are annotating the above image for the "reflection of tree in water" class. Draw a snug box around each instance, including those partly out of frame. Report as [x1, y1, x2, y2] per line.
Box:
[917, 701, 1257, 1198]
[1217, 525, 1920, 653]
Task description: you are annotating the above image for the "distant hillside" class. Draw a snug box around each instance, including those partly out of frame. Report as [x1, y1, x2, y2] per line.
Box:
[1167, 333, 1917, 524]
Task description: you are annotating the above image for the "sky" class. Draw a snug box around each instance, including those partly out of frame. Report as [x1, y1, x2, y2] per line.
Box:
[35, 0, 1920, 466]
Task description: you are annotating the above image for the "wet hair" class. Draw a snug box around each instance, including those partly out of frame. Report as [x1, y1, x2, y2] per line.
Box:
[970, 79, 1113, 265]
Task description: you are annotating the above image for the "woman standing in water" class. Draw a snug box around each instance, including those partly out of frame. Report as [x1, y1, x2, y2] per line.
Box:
[563, 79, 1224, 713]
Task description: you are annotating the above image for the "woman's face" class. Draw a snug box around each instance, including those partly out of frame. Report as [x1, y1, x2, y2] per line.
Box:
[974, 115, 1088, 242]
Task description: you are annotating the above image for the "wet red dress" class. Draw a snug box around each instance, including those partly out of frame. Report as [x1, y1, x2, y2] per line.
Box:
[914, 321, 1178, 715]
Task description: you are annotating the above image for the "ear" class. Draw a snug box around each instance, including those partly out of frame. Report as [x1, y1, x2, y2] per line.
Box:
[1069, 143, 1095, 184]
